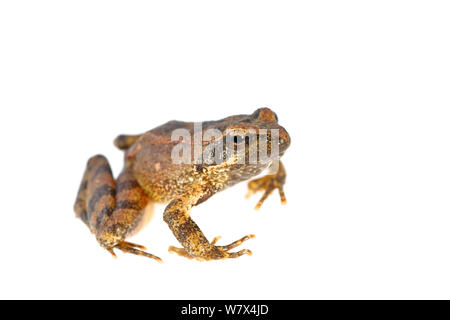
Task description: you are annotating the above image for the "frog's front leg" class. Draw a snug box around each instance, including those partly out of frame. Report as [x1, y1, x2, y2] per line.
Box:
[163, 197, 254, 260]
[246, 161, 287, 209]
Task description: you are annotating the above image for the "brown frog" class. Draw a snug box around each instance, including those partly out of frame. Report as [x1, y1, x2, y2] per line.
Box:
[74, 108, 290, 261]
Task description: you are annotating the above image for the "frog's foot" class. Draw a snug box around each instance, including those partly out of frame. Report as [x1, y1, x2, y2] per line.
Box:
[109, 241, 162, 263]
[246, 174, 286, 209]
[246, 161, 287, 209]
[168, 234, 255, 261]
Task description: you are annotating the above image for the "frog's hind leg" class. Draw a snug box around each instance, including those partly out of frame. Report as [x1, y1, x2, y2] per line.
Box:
[246, 161, 287, 209]
[96, 167, 162, 262]
[113, 134, 142, 150]
[74, 155, 116, 230]
[74, 155, 161, 262]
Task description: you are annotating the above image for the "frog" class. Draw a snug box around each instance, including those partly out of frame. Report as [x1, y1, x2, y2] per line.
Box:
[74, 107, 290, 261]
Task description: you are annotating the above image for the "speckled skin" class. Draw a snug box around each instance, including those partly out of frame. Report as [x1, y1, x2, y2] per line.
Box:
[74, 108, 290, 261]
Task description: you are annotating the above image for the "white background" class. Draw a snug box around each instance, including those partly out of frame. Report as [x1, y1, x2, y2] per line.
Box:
[1, 1, 449, 299]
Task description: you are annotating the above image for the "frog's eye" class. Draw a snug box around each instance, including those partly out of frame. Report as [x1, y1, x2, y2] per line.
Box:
[252, 108, 278, 123]
[233, 135, 245, 144]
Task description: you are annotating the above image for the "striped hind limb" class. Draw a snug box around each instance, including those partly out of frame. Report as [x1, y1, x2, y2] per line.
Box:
[74, 155, 161, 262]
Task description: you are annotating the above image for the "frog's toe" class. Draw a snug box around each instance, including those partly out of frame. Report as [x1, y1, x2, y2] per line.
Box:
[215, 234, 255, 252]
[278, 186, 287, 205]
[168, 246, 195, 259]
[121, 241, 147, 250]
[211, 236, 221, 245]
[226, 249, 253, 259]
[212, 234, 255, 259]
[112, 241, 162, 263]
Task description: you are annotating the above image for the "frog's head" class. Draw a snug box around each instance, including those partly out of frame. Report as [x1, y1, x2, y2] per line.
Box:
[248, 107, 290, 156]
[201, 108, 290, 170]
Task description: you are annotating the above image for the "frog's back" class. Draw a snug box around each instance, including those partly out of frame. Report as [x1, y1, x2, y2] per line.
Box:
[125, 125, 196, 203]
[149, 120, 194, 139]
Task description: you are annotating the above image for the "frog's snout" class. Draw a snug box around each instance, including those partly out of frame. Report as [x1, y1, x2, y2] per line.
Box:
[277, 126, 291, 153]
